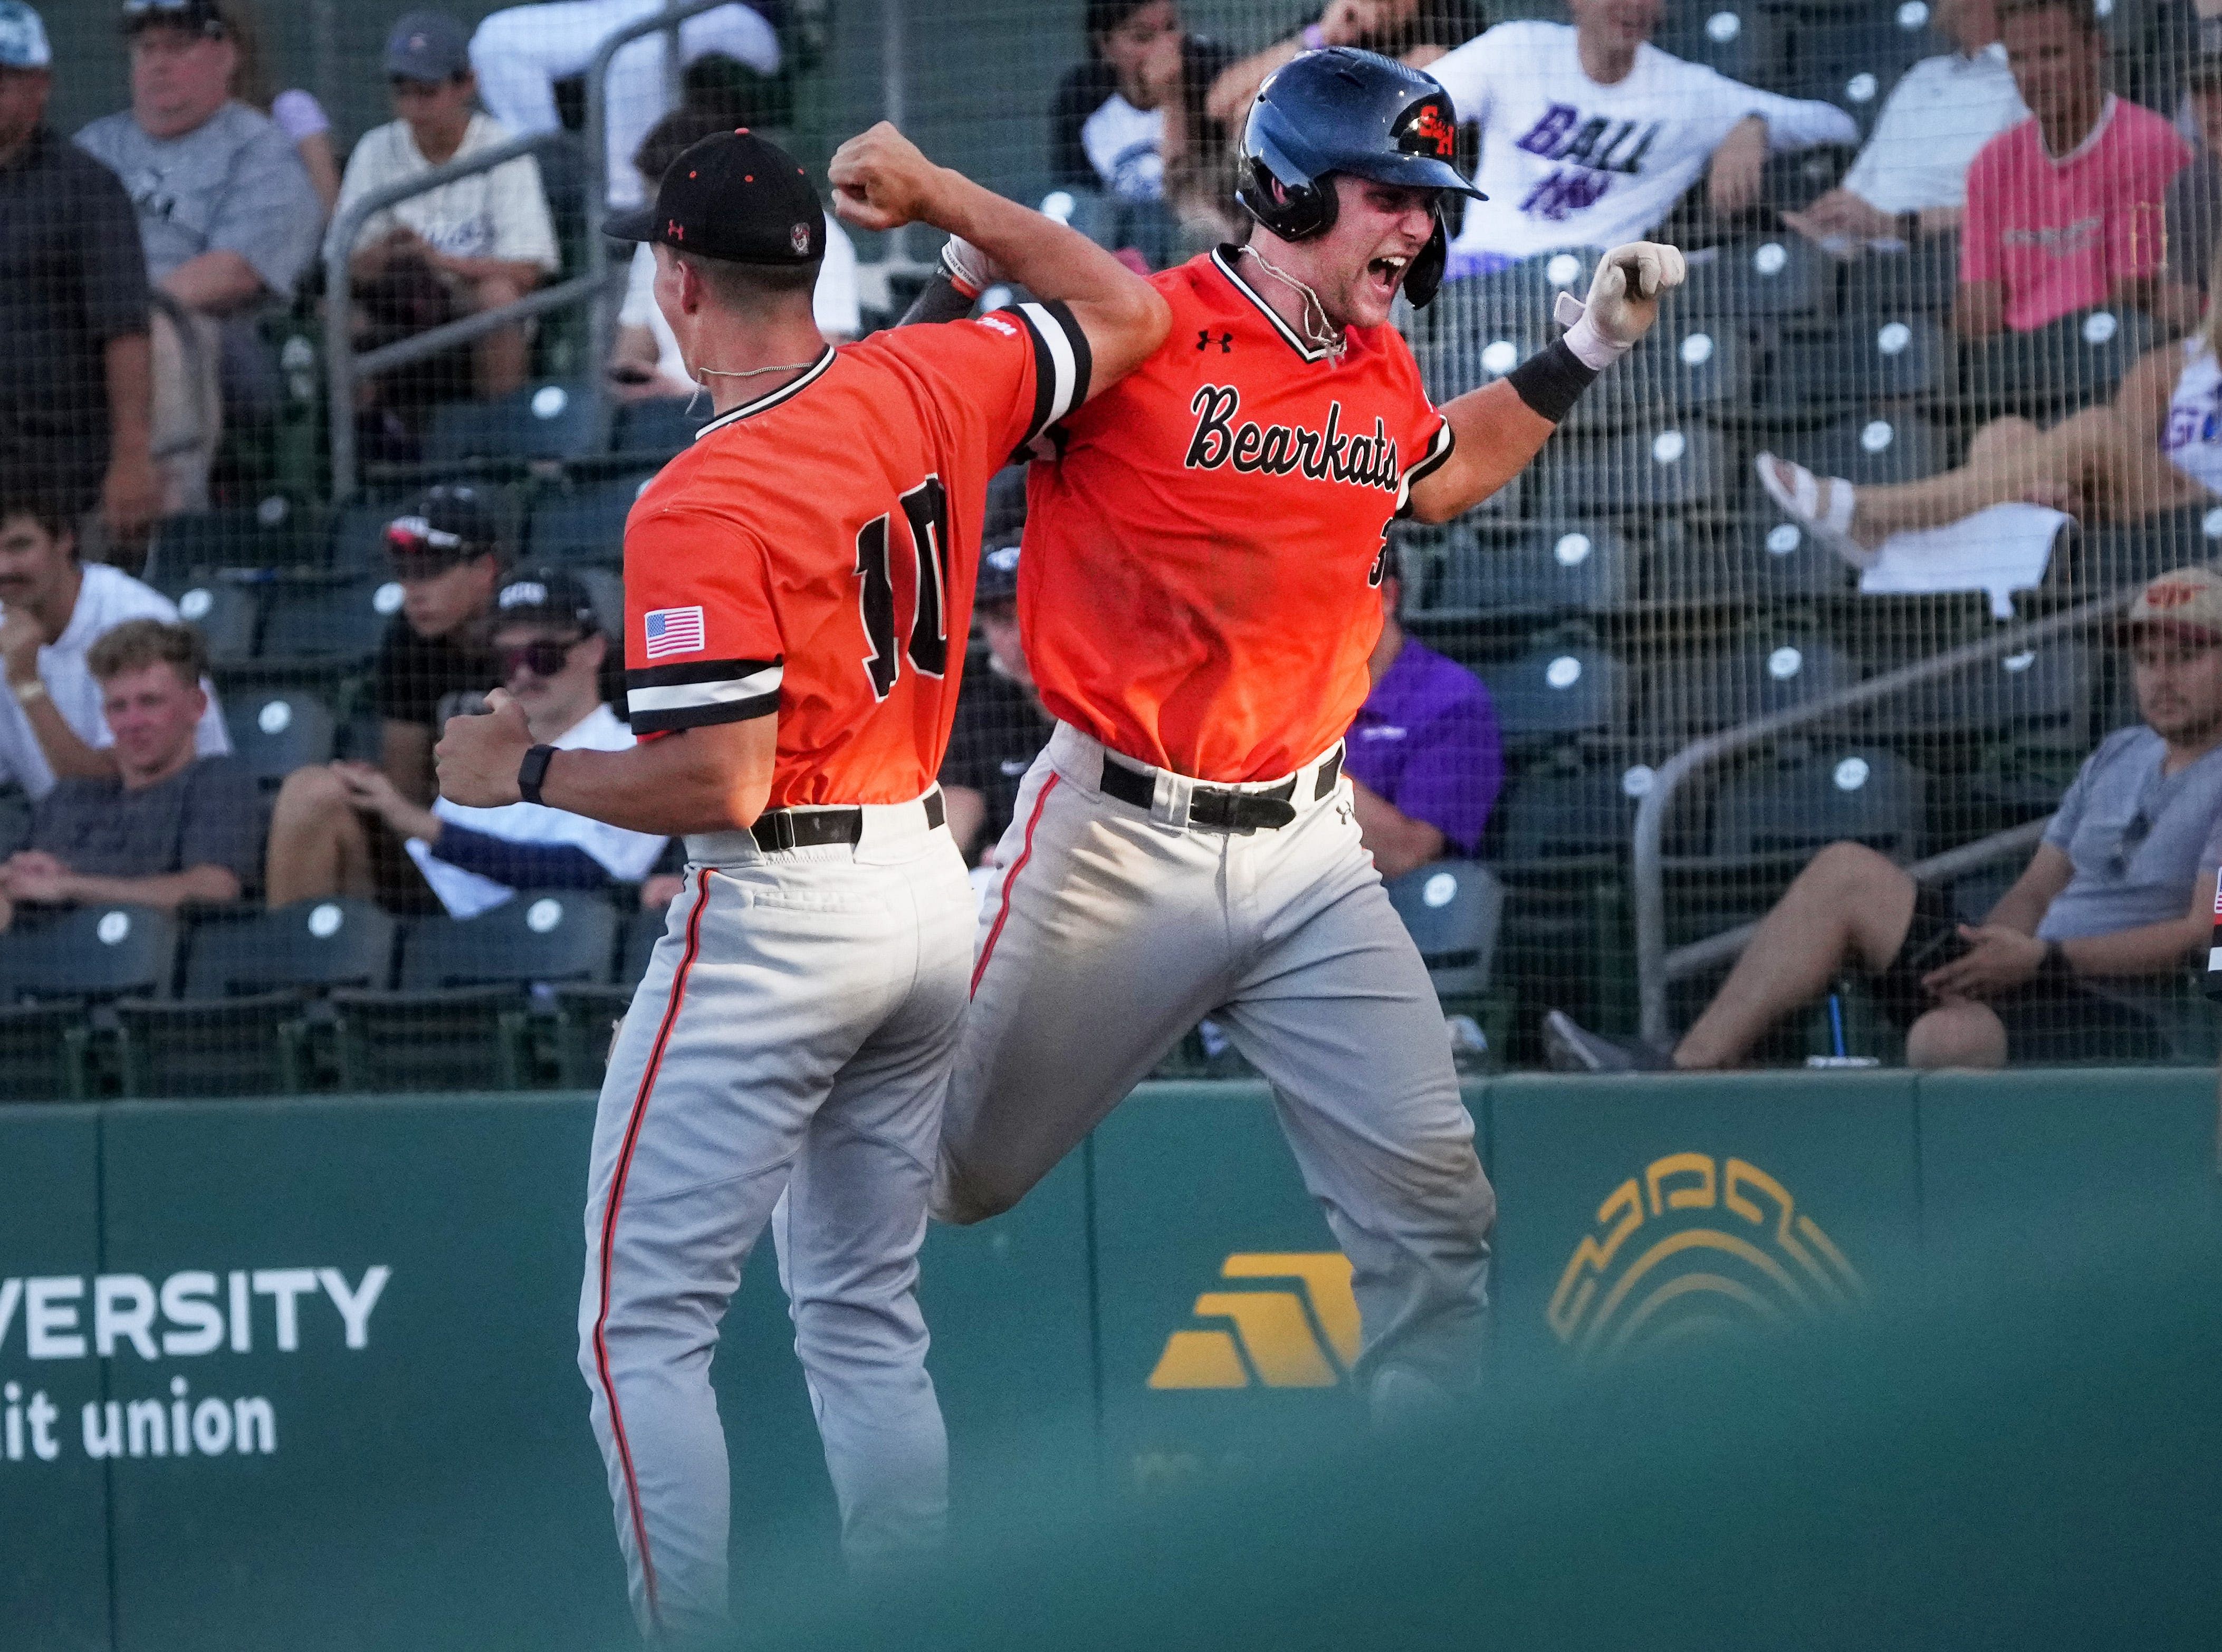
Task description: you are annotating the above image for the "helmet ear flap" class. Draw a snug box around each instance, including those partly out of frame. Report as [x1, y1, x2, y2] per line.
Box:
[1236, 157, 1336, 241]
[1404, 213, 1448, 309]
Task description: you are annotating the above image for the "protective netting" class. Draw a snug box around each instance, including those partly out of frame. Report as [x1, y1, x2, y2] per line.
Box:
[3, 0, 2219, 1099]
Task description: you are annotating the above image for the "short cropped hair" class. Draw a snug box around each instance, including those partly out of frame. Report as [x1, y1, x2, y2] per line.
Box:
[676, 248, 821, 308]
[0, 485, 78, 546]
[87, 619, 209, 689]
[1997, 0, 2101, 36]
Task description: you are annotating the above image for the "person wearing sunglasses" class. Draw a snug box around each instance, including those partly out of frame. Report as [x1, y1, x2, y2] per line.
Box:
[1550, 565, 2222, 1074]
[74, 0, 321, 516]
[263, 484, 502, 911]
[290, 568, 663, 919]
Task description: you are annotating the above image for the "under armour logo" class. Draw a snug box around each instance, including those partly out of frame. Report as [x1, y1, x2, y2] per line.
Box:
[1196, 329, 1233, 353]
[667, 220, 685, 242]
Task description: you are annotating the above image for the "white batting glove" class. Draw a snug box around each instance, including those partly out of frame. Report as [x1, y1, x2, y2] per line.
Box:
[1554, 242, 1687, 369]
[939, 235, 1002, 300]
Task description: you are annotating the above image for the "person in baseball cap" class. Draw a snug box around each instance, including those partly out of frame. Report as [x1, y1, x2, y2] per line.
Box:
[605, 127, 828, 268]
[2119, 565, 2222, 646]
[118, 0, 226, 39]
[384, 8, 470, 82]
[384, 482, 502, 572]
[493, 565, 601, 640]
[0, 2, 50, 68]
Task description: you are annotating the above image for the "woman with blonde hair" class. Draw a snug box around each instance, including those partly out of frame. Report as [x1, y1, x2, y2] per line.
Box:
[1759, 261, 2222, 570]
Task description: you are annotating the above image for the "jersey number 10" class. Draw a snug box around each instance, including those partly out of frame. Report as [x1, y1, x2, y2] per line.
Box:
[853, 476, 951, 701]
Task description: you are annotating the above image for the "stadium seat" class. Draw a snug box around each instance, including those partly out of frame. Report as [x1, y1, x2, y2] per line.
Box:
[1434, 247, 1598, 338]
[1478, 636, 1626, 743]
[332, 891, 621, 1090]
[257, 577, 400, 671]
[1650, 516, 1859, 605]
[1770, 411, 1946, 493]
[0, 904, 177, 1004]
[553, 905, 666, 1086]
[1563, 319, 1753, 434]
[1841, 232, 1961, 316]
[1383, 859, 1506, 1001]
[114, 900, 401, 1097]
[1492, 756, 1652, 868]
[612, 396, 708, 459]
[1430, 522, 1639, 616]
[1681, 237, 1835, 323]
[1654, 5, 1787, 87]
[146, 496, 314, 584]
[0, 1003, 94, 1100]
[526, 473, 657, 568]
[1766, 314, 1947, 410]
[1880, 639, 2094, 742]
[224, 688, 337, 785]
[326, 497, 410, 577]
[1643, 636, 1863, 738]
[1535, 421, 1733, 517]
[1789, 10, 1941, 130]
[1706, 745, 1929, 867]
[2069, 505, 2222, 597]
[1961, 306, 2157, 419]
[426, 380, 602, 466]
[166, 577, 261, 666]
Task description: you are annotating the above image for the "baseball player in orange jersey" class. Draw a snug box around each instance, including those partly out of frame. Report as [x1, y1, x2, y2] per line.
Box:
[933, 49, 1684, 1410]
[436, 127, 1168, 1643]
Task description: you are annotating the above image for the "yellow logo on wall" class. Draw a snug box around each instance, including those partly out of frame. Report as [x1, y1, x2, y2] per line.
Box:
[1147, 1253, 1359, 1389]
[1548, 1152, 1866, 1366]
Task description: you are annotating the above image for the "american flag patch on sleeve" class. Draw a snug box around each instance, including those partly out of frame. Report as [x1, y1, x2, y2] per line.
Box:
[643, 606, 705, 659]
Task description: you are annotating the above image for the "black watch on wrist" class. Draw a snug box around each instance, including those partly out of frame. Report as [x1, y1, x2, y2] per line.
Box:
[517, 744, 557, 806]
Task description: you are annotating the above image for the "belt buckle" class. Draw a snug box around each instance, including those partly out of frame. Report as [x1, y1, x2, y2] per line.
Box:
[761, 811, 798, 852]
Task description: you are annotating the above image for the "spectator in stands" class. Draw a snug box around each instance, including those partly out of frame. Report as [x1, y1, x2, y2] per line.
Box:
[2153, 54, 2222, 331]
[1780, 0, 2027, 256]
[1428, 0, 1859, 278]
[1955, 0, 2189, 340]
[1757, 253, 2222, 569]
[1546, 566, 2222, 1072]
[263, 484, 499, 910]
[607, 105, 859, 401]
[941, 472, 1050, 869]
[0, 3, 160, 555]
[0, 619, 258, 933]
[0, 485, 229, 801]
[221, 0, 339, 213]
[1050, 2, 1239, 262]
[74, 0, 322, 516]
[1205, 1, 1485, 124]
[271, 568, 662, 917]
[468, 0, 779, 209]
[329, 12, 562, 404]
[1345, 550, 1502, 880]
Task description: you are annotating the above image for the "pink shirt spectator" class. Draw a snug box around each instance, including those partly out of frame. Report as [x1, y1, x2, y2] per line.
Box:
[1961, 95, 2190, 333]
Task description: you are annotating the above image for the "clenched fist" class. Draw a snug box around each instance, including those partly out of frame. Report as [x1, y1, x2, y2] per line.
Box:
[435, 688, 533, 809]
[829, 122, 952, 234]
[1556, 241, 1687, 364]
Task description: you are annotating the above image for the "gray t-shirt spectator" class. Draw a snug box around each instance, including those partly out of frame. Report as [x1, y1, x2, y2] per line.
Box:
[73, 100, 321, 298]
[20, 754, 262, 887]
[2163, 150, 2222, 299]
[2036, 726, 2222, 942]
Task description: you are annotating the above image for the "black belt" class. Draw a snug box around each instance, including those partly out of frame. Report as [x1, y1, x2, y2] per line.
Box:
[751, 789, 945, 852]
[1097, 750, 1342, 832]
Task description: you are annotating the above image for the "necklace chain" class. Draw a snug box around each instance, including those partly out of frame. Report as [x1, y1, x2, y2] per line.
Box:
[1240, 245, 1345, 360]
[695, 358, 821, 380]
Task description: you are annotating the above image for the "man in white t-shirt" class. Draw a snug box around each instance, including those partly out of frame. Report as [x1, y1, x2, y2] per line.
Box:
[281, 567, 662, 917]
[1431, 0, 1860, 276]
[468, 0, 780, 209]
[329, 12, 561, 399]
[605, 107, 858, 401]
[1782, 0, 2027, 255]
[0, 488, 228, 800]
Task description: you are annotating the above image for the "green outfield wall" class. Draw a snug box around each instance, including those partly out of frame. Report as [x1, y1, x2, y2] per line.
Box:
[2, 1071, 2215, 1652]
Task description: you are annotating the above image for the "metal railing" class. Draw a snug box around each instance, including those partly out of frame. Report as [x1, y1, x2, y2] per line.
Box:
[1633, 570, 2158, 1046]
[324, 0, 741, 500]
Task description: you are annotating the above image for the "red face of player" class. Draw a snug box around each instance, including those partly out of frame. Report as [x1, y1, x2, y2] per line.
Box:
[1290, 178, 1439, 331]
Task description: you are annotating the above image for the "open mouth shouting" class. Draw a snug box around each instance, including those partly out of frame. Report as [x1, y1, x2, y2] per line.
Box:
[1365, 252, 1410, 299]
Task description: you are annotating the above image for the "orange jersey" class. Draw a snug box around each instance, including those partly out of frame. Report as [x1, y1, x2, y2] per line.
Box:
[622, 303, 1091, 808]
[1021, 248, 1453, 782]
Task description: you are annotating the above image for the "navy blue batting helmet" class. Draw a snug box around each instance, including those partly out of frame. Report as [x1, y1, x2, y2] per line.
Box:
[1234, 47, 1483, 309]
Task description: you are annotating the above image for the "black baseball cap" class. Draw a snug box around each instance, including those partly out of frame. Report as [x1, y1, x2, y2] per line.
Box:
[385, 483, 500, 569]
[121, 0, 225, 37]
[604, 129, 826, 266]
[976, 469, 1028, 605]
[493, 566, 599, 635]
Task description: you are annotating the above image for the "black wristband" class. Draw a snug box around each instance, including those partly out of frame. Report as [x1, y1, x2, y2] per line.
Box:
[517, 744, 557, 807]
[1505, 337, 1600, 425]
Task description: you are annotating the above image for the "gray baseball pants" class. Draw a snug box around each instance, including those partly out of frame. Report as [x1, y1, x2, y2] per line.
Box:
[579, 795, 973, 1645]
[941, 723, 1496, 1408]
